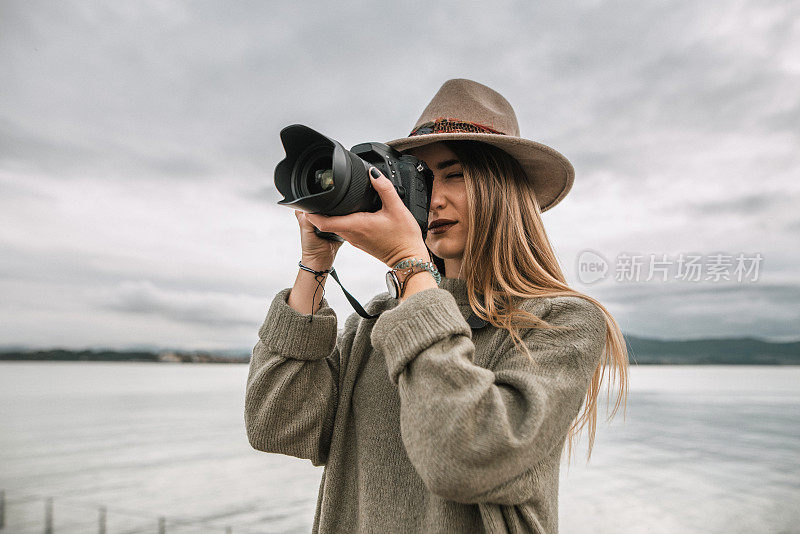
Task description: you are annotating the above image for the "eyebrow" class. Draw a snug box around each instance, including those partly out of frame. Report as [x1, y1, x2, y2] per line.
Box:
[435, 158, 461, 171]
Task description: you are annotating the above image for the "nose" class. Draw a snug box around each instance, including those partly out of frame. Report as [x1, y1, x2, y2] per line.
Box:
[429, 180, 445, 212]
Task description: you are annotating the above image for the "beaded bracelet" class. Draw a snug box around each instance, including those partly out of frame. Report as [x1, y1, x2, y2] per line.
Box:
[392, 257, 442, 286]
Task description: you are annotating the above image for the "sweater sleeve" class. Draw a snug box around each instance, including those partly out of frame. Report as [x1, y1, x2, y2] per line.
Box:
[245, 287, 347, 467]
[370, 288, 607, 505]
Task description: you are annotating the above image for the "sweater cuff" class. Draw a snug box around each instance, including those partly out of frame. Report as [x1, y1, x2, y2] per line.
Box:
[371, 287, 471, 384]
[257, 287, 338, 361]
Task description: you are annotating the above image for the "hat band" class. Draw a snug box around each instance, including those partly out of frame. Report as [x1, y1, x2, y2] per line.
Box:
[409, 117, 506, 137]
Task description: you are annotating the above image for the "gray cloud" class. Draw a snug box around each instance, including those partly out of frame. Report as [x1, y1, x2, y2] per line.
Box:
[1, 0, 798, 350]
[589, 280, 800, 306]
[685, 192, 784, 216]
[0, 117, 219, 180]
[574, 279, 800, 342]
[100, 280, 263, 327]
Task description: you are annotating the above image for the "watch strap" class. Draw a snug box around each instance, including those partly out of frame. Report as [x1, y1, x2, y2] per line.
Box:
[394, 264, 432, 298]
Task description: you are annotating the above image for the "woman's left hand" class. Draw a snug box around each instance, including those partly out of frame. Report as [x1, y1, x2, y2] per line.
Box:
[305, 167, 429, 268]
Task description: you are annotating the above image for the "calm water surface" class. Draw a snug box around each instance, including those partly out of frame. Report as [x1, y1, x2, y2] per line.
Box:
[0, 363, 798, 533]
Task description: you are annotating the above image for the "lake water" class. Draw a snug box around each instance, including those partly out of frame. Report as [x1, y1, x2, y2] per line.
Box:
[0, 363, 798, 533]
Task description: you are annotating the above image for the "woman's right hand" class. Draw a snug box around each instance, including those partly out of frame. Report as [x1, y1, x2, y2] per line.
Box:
[295, 210, 344, 269]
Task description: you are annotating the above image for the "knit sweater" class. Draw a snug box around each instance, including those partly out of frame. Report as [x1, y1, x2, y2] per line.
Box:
[245, 276, 607, 534]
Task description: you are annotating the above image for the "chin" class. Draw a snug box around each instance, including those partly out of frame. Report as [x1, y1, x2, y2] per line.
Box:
[427, 234, 463, 252]
[428, 245, 464, 260]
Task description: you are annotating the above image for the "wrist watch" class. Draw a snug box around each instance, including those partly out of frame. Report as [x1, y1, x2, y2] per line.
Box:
[386, 258, 441, 299]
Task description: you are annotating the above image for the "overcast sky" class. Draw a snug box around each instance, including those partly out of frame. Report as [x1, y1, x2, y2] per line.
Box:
[1, 0, 798, 352]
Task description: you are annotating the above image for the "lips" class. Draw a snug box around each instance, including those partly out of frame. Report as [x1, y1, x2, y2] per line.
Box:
[428, 218, 458, 230]
[428, 222, 456, 234]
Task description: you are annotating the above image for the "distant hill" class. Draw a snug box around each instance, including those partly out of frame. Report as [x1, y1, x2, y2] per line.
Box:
[0, 349, 249, 364]
[624, 335, 800, 365]
[1, 335, 798, 364]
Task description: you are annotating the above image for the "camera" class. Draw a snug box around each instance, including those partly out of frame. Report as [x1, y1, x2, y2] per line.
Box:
[274, 124, 434, 242]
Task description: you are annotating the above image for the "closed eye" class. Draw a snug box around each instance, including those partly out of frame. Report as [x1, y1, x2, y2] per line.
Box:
[447, 173, 464, 179]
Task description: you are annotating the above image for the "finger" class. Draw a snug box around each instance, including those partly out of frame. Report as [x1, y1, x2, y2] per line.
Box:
[369, 167, 405, 212]
[306, 211, 369, 235]
[295, 210, 312, 228]
[305, 212, 343, 233]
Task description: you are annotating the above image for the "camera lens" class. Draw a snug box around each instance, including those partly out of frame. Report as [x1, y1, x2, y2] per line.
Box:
[296, 145, 334, 197]
[314, 169, 334, 191]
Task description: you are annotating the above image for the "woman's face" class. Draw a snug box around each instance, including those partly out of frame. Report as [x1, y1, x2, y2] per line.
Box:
[405, 142, 469, 269]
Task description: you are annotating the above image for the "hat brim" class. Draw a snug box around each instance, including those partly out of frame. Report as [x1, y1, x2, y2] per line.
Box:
[384, 132, 574, 212]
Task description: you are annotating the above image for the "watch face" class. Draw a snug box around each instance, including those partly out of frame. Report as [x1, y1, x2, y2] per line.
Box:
[386, 271, 399, 299]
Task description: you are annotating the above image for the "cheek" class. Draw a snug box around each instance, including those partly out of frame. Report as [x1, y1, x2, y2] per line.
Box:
[457, 222, 468, 241]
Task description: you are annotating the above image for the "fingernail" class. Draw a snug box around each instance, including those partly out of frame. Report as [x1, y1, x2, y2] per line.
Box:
[370, 167, 381, 179]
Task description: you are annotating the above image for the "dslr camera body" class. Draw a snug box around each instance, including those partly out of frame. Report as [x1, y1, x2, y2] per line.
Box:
[274, 124, 434, 242]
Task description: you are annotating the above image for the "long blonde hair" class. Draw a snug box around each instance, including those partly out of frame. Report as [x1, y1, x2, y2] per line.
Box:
[425, 140, 629, 462]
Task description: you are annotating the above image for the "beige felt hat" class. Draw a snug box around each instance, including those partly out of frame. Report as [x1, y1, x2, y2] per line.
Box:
[384, 78, 574, 212]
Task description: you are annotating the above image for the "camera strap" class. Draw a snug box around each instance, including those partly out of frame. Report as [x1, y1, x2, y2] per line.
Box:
[327, 268, 382, 320]
[331, 267, 488, 328]
[298, 261, 488, 328]
[298, 261, 381, 321]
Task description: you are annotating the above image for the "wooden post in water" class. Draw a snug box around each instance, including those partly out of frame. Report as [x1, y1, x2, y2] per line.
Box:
[44, 497, 53, 534]
[98, 505, 106, 534]
[226, 528, 232, 534]
[158, 516, 166, 534]
[0, 489, 5, 529]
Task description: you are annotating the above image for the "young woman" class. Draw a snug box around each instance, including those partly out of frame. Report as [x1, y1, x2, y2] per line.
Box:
[246, 78, 629, 533]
